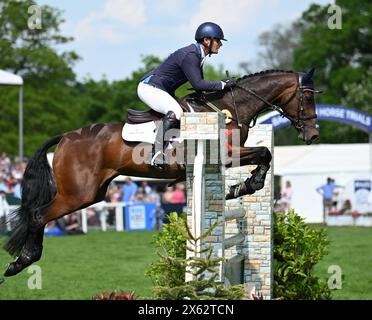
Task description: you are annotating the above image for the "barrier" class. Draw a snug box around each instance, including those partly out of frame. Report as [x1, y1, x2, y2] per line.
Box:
[182, 112, 273, 299]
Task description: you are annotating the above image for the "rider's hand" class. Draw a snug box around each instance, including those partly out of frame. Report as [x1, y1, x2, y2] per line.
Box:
[222, 78, 237, 89]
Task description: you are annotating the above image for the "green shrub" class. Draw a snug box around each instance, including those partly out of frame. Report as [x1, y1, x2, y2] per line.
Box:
[146, 210, 331, 300]
[145, 212, 244, 300]
[274, 210, 331, 300]
[145, 212, 187, 288]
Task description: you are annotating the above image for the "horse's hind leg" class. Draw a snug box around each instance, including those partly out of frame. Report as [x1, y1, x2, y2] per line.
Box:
[226, 146, 272, 200]
[4, 195, 84, 277]
[4, 173, 113, 278]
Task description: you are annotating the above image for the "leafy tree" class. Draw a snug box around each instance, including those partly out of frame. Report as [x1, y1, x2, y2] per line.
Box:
[248, 1, 371, 145]
[293, 0, 372, 143]
[75, 55, 162, 124]
[0, 0, 80, 157]
[256, 21, 303, 70]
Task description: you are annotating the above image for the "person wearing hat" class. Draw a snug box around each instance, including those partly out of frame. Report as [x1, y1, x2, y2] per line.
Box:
[137, 22, 236, 170]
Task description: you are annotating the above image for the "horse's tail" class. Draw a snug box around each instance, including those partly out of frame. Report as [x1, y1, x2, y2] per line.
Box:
[3, 135, 63, 256]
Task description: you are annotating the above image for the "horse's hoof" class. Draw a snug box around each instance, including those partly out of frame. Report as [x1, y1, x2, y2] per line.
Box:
[4, 261, 24, 277]
[249, 180, 264, 190]
[226, 182, 255, 200]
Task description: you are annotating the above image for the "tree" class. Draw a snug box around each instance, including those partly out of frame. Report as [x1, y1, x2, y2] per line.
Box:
[75, 55, 163, 124]
[0, 0, 80, 157]
[293, 0, 372, 143]
[256, 21, 303, 70]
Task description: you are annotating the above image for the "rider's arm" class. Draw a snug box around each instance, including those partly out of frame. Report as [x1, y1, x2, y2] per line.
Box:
[181, 53, 224, 91]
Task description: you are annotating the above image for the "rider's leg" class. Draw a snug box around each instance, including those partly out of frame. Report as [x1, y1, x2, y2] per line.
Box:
[152, 111, 179, 170]
[137, 82, 182, 170]
[137, 82, 183, 119]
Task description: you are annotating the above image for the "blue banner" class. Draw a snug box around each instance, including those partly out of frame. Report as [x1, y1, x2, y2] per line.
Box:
[259, 105, 372, 133]
[125, 203, 157, 231]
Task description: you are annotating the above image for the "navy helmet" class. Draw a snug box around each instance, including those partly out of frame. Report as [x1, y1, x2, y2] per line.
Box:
[195, 22, 227, 42]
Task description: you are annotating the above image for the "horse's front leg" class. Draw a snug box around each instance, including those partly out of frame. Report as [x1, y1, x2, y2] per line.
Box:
[225, 146, 272, 200]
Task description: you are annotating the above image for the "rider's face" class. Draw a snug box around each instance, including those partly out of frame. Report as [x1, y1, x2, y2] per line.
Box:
[202, 38, 222, 54]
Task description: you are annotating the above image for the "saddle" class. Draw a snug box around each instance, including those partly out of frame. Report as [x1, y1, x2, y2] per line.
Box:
[126, 96, 208, 124]
[122, 95, 219, 145]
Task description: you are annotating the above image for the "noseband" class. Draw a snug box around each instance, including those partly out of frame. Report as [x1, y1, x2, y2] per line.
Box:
[233, 74, 319, 133]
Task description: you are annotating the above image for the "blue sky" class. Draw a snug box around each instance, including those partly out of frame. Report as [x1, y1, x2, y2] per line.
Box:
[38, 0, 333, 81]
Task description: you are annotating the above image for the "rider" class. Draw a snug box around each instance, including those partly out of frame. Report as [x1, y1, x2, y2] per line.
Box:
[137, 21, 237, 171]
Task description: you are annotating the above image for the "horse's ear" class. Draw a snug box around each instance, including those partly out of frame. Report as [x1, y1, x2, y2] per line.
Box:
[307, 67, 315, 78]
[302, 68, 315, 85]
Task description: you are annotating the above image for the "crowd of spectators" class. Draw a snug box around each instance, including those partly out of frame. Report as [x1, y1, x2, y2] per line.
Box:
[0, 152, 24, 198]
[0, 151, 187, 234]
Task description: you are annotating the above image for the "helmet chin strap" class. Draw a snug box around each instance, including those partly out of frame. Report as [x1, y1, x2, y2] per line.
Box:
[203, 38, 214, 57]
[208, 38, 213, 57]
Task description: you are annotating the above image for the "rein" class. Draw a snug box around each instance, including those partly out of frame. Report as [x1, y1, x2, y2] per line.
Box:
[201, 74, 318, 130]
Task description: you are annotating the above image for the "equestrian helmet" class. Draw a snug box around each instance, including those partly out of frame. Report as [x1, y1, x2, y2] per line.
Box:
[195, 22, 227, 41]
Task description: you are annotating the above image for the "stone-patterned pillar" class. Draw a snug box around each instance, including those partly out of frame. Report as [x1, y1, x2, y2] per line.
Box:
[181, 112, 226, 282]
[225, 124, 274, 300]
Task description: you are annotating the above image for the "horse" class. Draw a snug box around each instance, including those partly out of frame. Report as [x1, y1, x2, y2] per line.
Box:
[2, 68, 320, 277]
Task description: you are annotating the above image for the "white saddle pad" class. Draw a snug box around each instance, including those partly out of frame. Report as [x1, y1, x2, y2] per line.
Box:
[122, 121, 158, 144]
[122, 121, 183, 145]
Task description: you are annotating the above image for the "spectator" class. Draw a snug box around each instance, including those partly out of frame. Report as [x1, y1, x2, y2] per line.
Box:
[316, 177, 344, 222]
[141, 181, 152, 195]
[134, 189, 146, 203]
[338, 199, 352, 216]
[121, 177, 138, 205]
[162, 186, 174, 204]
[57, 212, 84, 235]
[0, 152, 11, 172]
[172, 183, 186, 204]
[280, 180, 293, 211]
[146, 186, 162, 205]
[12, 178, 22, 199]
[0, 177, 6, 193]
[0, 189, 10, 235]
[107, 183, 123, 203]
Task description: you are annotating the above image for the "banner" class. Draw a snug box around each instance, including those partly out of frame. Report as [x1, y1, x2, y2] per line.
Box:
[354, 180, 372, 214]
[125, 203, 157, 231]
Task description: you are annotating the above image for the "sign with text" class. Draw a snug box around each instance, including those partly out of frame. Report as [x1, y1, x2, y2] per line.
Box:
[125, 203, 157, 231]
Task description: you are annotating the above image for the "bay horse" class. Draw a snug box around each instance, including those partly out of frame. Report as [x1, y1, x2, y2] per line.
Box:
[2, 69, 320, 277]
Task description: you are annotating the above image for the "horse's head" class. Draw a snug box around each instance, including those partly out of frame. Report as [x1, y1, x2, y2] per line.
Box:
[277, 68, 321, 145]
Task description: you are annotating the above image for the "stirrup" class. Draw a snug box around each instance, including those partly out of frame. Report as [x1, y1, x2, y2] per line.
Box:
[151, 151, 167, 171]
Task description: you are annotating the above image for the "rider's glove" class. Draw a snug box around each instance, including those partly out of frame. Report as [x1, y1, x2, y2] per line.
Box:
[222, 78, 237, 89]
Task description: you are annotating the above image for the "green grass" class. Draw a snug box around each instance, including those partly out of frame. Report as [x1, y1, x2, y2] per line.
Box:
[312, 225, 372, 300]
[0, 231, 158, 300]
[1, 226, 372, 299]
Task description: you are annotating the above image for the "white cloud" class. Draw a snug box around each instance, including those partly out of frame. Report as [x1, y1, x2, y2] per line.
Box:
[101, 0, 146, 26]
[74, 0, 146, 44]
[188, 0, 263, 33]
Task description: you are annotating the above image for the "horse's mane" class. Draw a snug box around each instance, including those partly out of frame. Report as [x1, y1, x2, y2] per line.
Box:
[183, 69, 296, 101]
[237, 69, 295, 83]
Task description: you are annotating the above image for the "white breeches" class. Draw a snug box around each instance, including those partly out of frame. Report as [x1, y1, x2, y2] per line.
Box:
[137, 82, 184, 120]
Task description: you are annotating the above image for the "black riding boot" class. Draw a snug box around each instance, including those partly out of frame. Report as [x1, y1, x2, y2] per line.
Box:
[151, 111, 179, 171]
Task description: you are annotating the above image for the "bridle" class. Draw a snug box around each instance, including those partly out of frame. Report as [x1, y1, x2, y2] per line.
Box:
[231, 74, 320, 135]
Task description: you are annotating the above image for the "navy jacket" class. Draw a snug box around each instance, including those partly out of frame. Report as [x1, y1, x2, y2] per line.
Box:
[141, 44, 223, 96]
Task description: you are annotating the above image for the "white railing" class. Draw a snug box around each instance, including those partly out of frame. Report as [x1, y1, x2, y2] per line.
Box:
[5, 202, 128, 233]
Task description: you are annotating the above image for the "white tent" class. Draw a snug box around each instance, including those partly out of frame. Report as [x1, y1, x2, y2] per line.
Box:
[0, 70, 23, 86]
[0, 70, 24, 161]
[274, 143, 372, 223]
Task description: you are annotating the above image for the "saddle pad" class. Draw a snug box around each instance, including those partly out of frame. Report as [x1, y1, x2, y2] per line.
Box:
[122, 121, 184, 146]
[122, 121, 157, 144]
